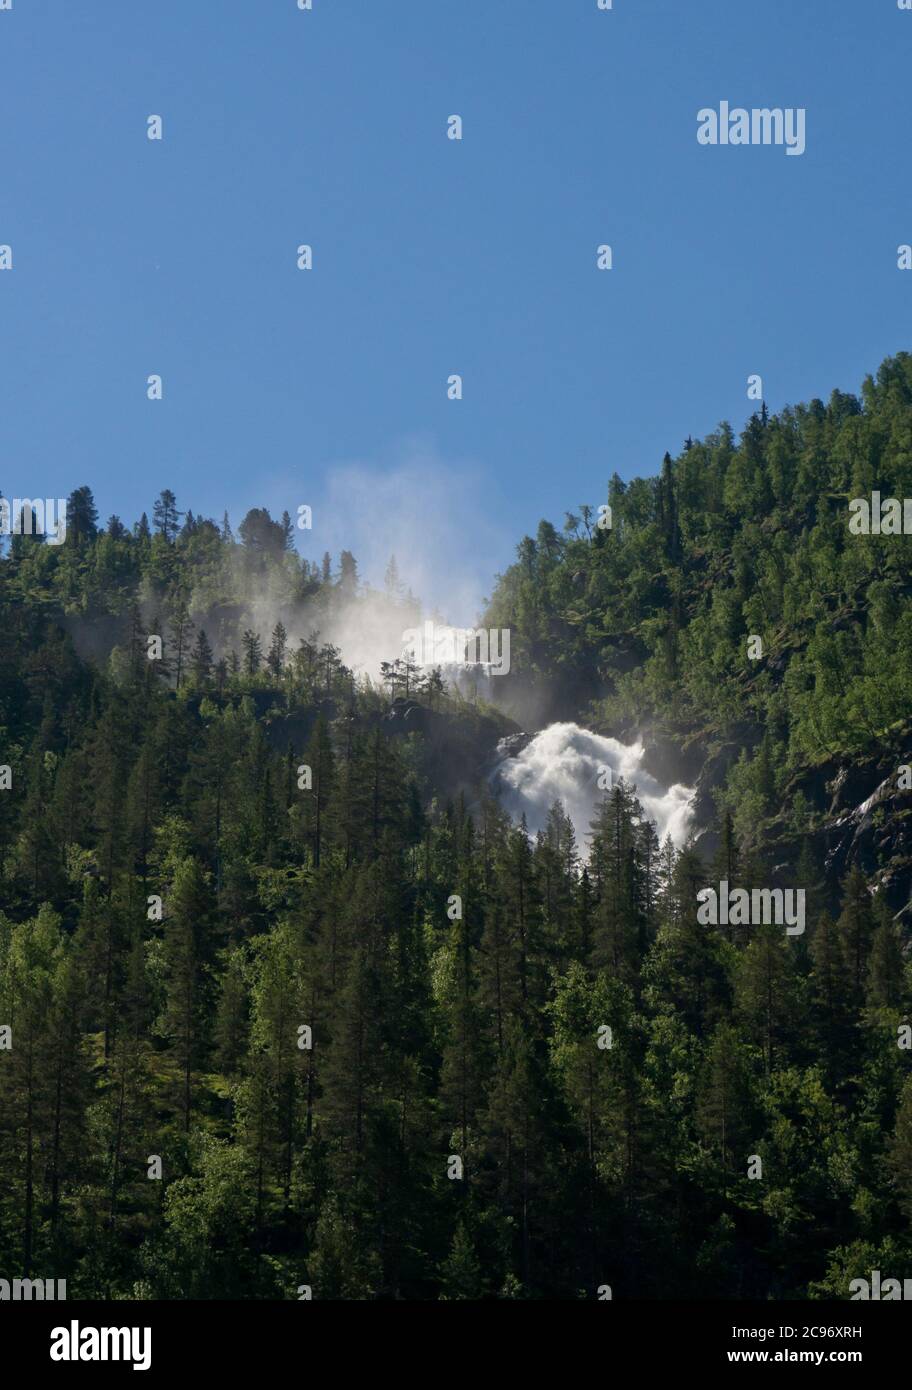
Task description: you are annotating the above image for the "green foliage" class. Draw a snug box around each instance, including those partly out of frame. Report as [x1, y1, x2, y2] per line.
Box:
[3, 364, 912, 1298]
[485, 353, 912, 784]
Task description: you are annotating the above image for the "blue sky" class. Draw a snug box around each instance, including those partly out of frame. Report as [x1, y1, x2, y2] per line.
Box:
[1, 0, 909, 616]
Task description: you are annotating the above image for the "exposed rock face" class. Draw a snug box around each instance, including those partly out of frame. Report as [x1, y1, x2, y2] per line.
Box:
[816, 763, 912, 909]
[629, 714, 912, 912]
[682, 729, 912, 912]
[492, 732, 534, 762]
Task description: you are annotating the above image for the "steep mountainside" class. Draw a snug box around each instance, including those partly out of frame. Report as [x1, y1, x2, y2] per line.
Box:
[2, 357, 912, 1301]
[483, 352, 912, 910]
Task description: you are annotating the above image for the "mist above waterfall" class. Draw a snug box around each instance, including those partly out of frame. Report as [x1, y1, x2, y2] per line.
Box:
[492, 721, 694, 853]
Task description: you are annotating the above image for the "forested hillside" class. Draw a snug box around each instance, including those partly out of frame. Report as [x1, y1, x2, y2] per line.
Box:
[485, 352, 912, 901]
[1, 355, 912, 1299]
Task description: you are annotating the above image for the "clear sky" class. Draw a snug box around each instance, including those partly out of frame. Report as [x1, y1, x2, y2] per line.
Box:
[1, 0, 909, 615]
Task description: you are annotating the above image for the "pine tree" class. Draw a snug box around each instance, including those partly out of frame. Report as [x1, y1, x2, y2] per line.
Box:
[300, 714, 334, 867]
[190, 628, 214, 685]
[241, 630, 263, 675]
[836, 867, 876, 1008]
[152, 489, 182, 543]
[242, 923, 306, 1208]
[734, 920, 802, 1074]
[73, 877, 123, 1060]
[168, 591, 194, 690]
[646, 845, 730, 1038]
[102, 926, 156, 1237]
[589, 781, 646, 982]
[161, 857, 212, 1133]
[808, 910, 855, 1084]
[696, 1022, 755, 1182]
[338, 550, 358, 597]
[306, 1194, 382, 1299]
[66, 486, 99, 546]
[43, 949, 90, 1247]
[865, 904, 905, 1011]
[266, 622, 287, 677]
[711, 811, 740, 911]
[439, 1222, 484, 1299]
[497, 818, 540, 1008]
[214, 945, 250, 1076]
[480, 1016, 550, 1291]
[439, 905, 487, 1170]
[321, 940, 383, 1171]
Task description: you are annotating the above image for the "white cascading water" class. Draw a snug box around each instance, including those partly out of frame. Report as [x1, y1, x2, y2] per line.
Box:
[492, 721, 694, 853]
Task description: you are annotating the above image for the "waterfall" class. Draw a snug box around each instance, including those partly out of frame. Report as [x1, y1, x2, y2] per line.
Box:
[491, 721, 694, 852]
